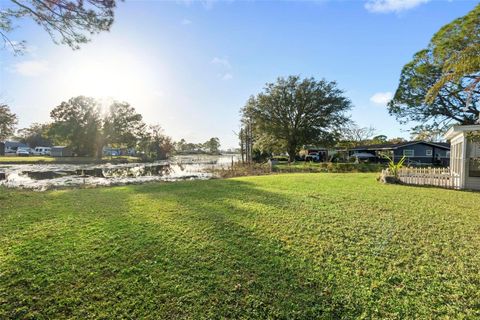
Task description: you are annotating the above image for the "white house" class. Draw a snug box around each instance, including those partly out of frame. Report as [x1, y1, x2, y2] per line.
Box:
[444, 125, 480, 190]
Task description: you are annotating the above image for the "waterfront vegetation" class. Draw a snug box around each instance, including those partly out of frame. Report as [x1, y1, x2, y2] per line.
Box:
[0, 156, 141, 164]
[207, 161, 386, 178]
[1, 173, 479, 318]
[273, 162, 385, 173]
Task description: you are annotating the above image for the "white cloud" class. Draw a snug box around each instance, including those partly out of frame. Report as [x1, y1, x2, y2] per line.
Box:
[370, 92, 393, 105]
[212, 57, 233, 80]
[222, 73, 233, 80]
[177, 0, 220, 10]
[211, 57, 231, 69]
[181, 18, 192, 25]
[10, 60, 49, 77]
[365, 0, 429, 13]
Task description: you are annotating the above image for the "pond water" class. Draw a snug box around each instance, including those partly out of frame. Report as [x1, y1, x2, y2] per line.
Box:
[0, 154, 239, 191]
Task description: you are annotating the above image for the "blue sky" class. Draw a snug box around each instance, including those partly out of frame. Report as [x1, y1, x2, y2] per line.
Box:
[0, 0, 477, 148]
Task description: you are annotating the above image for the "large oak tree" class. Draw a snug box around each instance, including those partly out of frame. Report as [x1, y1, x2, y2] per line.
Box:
[388, 49, 478, 131]
[49, 96, 102, 156]
[49, 96, 147, 157]
[426, 4, 480, 103]
[388, 4, 480, 131]
[242, 76, 352, 162]
[103, 101, 145, 150]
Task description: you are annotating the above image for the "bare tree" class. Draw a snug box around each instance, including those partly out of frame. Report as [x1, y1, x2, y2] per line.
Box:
[342, 124, 376, 147]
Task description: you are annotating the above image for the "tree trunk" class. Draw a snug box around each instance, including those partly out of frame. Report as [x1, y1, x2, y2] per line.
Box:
[287, 143, 297, 163]
[240, 132, 245, 164]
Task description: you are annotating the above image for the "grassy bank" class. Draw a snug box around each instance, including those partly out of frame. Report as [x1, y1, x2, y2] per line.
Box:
[1, 174, 479, 318]
[0, 156, 57, 163]
[0, 156, 141, 164]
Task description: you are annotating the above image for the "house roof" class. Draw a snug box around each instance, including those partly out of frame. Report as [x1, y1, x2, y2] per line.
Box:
[350, 141, 450, 151]
[4, 141, 27, 148]
[444, 124, 480, 140]
[302, 146, 328, 150]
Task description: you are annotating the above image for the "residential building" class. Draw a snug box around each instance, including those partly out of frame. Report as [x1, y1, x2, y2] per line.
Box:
[349, 141, 450, 166]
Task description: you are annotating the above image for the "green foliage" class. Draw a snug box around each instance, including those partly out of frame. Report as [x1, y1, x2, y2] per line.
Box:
[48, 96, 153, 158]
[1, 174, 480, 318]
[383, 155, 406, 179]
[426, 4, 480, 104]
[371, 135, 387, 144]
[466, 131, 480, 143]
[174, 138, 222, 155]
[0, 104, 18, 140]
[389, 5, 480, 131]
[138, 124, 174, 160]
[253, 133, 285, 155]
[273, 162, 385, 173]
[49, 96, 102, 156]
[388, 49, 478, 131]
[1, 0, 118, 53]
[202, 137, 221, 154]
[103, 101, 145, 149]
[241, 76, 352, 162]
[15, 122, 52, 148]
[409, 127, 444, 142]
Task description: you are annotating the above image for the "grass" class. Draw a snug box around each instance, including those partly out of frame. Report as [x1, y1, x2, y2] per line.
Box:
[0, 156, 141, 164]
[1, 173, 479, 319]
[0, 156, 57, 163]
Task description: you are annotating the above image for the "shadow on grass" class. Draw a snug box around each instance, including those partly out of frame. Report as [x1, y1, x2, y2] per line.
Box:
[1, 179, 356, 319]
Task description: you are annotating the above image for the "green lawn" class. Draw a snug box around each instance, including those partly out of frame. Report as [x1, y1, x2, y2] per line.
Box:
[1, 173, 479, 319]
[0, 156, 57, 163]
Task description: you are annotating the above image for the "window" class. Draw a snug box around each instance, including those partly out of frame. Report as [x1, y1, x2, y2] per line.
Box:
[446, 151, 451, 158]
[469, 158, 480, 177]
[403, 149, 414, 157]
[426, 149, 433, 156]
[469, 142, 480, 177]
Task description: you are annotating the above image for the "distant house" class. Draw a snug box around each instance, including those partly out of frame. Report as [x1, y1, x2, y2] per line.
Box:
[103, 147, 136, 157]
[350, 141, 451, 166]
[103, 147, 121, 156]
[4, 141, 28, 154]
[0, 142, 4, 156]
[51, 146, 73, 157]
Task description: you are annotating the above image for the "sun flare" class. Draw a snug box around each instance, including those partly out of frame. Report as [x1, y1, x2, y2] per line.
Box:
[64, 53, 153, 102]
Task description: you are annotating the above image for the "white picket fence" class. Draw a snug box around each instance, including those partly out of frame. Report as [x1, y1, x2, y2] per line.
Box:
[382, 167, 460, 189]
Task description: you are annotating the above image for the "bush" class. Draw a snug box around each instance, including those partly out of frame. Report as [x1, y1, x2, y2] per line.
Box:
[272, 162, 385, 173]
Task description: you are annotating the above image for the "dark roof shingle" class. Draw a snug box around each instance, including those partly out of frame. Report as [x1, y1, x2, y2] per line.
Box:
[350, 141, 450, 151]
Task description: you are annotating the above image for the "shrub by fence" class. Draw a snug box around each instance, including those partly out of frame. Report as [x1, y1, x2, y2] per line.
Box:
[273, 162, 385, 174]
[208, 162, 385, 178]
